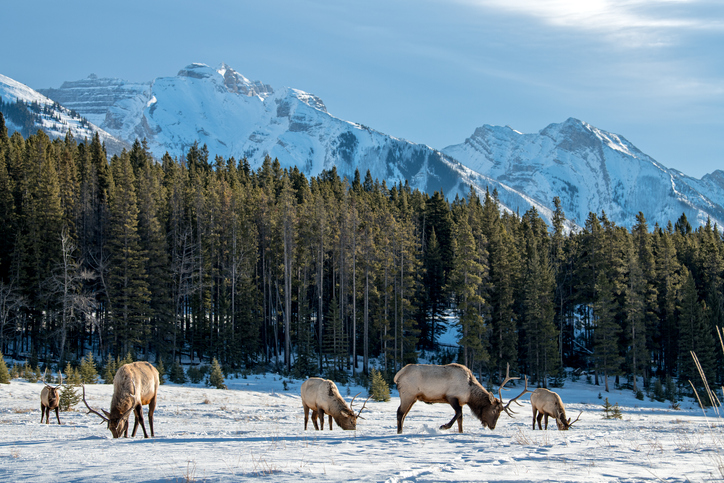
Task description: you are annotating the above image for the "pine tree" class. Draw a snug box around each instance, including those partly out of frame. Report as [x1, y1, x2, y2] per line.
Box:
[369, 368, 390, 402]
[59, 384, 81, 411]
[677, 269, 716, 394]
[102, 353, 117, 384]
[107, 151, 150, 355]
[207, 357, 226, 389]
[448, 212, 488, 372]
[79, 351, 98, 384]
[0, 351, 10, 384]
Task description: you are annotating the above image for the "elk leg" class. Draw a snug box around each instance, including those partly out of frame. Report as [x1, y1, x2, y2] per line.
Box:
[148, 397, 156, 437]
[41, 405, 46, 424]
[303, 405, 310, 430]
[543, 414, 549, 430]
[536, 412, 544, 430]
[132, 404, 149, 438]
[311, 410, 320, 430]
[54, 407, 61, 425]
[318, 409, 325, 430]
[328, 413, 333, 431]
[532, 408, 537, 430]
[396, 399, 416, 434]
[440, 398, 463, 432]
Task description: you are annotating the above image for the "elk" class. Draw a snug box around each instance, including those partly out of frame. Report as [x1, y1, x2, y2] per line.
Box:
[301, 377, 369, 430]
[83, 361, 160, 438]
[394, 363, 530, 434]
[40, 371, 63, 425]
[530, 387, 581, 430]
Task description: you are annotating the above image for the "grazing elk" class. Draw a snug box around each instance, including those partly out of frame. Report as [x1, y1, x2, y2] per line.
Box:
[394, 363, 530, 434]
[530, 387, 581, 430]
[301, 377, 369, 430]
[40, 372, 63, 425]
[83, 361, 160, 438]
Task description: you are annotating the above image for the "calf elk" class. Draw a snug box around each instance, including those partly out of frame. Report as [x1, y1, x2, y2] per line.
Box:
[394, 363, 530, 433]
[83, 361, 160, 438]
[301, 377, 369, 430]
[530, 387, 581, 430]
[40, 372, 63, 425]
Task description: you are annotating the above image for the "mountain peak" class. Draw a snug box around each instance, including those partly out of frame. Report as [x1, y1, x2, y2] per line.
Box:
[177, 63, 217, 79]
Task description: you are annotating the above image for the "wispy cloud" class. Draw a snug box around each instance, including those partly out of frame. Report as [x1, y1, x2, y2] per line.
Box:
[462, 0, 723, 47]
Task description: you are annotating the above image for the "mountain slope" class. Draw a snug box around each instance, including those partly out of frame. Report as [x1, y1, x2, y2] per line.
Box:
[35, 64, 723, 230]
[38, 63, 544, 212]
[0, 73, 126, 153]
[443, 118, 724, 229]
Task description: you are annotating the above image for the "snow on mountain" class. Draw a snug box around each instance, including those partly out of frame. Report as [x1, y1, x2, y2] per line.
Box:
[0, 73, 125, 153]
[35, 64, 723, 230]
[443, 118, 724, 229]
[39, 63, 527, 207]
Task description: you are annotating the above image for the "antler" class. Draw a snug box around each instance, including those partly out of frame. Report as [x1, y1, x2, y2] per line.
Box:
[82, 384, 109, 422]
[349, 392, 371, 419]
[356, 395, 371, 420]
[567, 410, 583, 428]
[497, 363, 532, 416]
[349, 392, 361, 408]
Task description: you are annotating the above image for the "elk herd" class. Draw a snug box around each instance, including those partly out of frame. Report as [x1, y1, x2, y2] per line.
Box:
[37, 361, 581, 438]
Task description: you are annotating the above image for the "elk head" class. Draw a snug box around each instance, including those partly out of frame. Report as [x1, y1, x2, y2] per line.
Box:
[484, 363, 531, 429]
[336, 392, 371, 430]
[557, 410, 582, 430]
[82, 383, 135, 438]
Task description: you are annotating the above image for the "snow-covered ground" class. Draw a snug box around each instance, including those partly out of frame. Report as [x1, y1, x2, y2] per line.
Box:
[1, 373, 722, 482]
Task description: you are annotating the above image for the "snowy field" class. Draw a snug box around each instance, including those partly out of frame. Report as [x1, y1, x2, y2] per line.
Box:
[1, 373, 723, 482]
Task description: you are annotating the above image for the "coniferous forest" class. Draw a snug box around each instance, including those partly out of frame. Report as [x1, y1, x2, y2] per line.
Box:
[0, 112, 722, 396]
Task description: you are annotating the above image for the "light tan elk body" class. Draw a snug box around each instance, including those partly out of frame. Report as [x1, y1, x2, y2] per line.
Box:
[530, 387, 581, 430]
[301, 377, 368, 430]
[83, 361, 159, 438]
[40, 375, 62, 424]
[394, 363, 529, 433]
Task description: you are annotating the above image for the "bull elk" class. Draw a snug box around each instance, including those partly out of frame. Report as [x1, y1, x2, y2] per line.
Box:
[83, 361, 160, 438]
[301, 377, 369, 430]
[394, 363, 530, 433]
[40, 371, 63, 425]
[530, 387, 581, 430]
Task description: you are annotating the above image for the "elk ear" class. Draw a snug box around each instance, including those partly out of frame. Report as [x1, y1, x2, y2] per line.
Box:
[102, 409, 112, 418]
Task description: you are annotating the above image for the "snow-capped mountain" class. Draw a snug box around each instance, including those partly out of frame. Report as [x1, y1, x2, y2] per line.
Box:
[0, 73, 125, 153]
[37, 63, 539, 210]
[443, 118, 724, 229]
[30, 63, 724, 230]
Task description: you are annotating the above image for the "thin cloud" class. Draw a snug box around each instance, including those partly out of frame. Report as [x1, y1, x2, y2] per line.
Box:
[461, 0, 723, 47]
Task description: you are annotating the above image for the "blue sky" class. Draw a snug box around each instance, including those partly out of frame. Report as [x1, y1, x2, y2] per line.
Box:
[2, 0, 722, 178]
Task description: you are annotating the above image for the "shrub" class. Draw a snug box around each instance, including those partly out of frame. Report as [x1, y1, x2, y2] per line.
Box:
[602, 397, 622, 419]
[79, 352, 98, 384]
[64, 363, 82, 386]
[207, 358, 226, 389]
[168, 360, 187, 384]
[635, 389, 644, 401]
[155, 359, 165, 385]
[187, 366, 204, 384]
[653, 378, 666, 402]
[59, 385, 81, 411]
[0, 352, 10, 384]
[26, 365, 40, 383]
[102, 354, 117, 384]
[369, 368, 390, 402]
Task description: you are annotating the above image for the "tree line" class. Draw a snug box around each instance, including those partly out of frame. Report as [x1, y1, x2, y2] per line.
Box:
[0, 113, 722, 394]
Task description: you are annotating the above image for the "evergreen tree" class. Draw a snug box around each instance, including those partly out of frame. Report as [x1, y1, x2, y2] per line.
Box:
[448, 214, 488, 371]
[0, 351, 10, 383]
[369, 368, 390, 402]
[107, 151, 150, 355]
[207, 357, 226, 389]
[79, 351, 98, 384]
